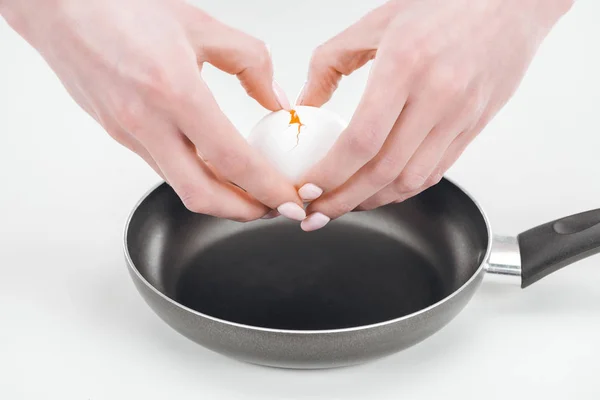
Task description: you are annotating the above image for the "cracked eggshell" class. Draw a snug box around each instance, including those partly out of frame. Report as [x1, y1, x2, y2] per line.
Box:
[247, 106, 347, 184]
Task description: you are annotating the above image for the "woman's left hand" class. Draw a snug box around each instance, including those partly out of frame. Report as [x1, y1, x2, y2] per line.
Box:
[296, 0, 573, 231]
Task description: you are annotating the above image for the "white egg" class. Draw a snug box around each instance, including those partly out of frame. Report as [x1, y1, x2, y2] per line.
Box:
[247, 106, 347, 184]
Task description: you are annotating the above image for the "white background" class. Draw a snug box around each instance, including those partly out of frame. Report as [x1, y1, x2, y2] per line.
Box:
[2, 0, 600, 399]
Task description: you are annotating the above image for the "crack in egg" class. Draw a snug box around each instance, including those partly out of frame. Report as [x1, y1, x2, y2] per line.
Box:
[288, 109, 304, 149]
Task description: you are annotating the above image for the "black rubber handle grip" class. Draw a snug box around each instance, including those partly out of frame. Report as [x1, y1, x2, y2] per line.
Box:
[517, 208, 600, 288]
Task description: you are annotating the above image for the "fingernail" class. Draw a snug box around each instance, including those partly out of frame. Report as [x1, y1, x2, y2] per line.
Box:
[277, 202, 306, 221]
[272, 80, 291, 111]
[295, 81, 307, 105]
[301, 212, 330, 232]
[298, 183, 323, 201]
[261, 210, 280, 219]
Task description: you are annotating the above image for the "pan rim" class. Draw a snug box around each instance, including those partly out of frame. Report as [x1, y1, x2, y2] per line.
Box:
[123, 177, 492, 335]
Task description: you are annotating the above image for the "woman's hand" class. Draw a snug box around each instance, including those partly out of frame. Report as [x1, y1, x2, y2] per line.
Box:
[1, 0, 306, 222]
[297, 0, 573, 231]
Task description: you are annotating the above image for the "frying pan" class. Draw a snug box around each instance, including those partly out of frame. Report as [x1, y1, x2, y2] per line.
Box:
[124, 178, 600, 369]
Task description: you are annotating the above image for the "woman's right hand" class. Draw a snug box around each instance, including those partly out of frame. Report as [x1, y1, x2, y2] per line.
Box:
[0, 0, 306, 222]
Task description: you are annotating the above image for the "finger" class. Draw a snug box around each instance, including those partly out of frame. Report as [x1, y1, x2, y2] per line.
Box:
[304, 63, 480, 219]
[118, 134, 165, 180]
[299, 44, 375, 108]
[173, 79, 305, 219]
[185, 11, 288, 111]
[386, 89, 486, 194]
[335, 75, 485, 213]
[357, 179, 431, 212]
[141, 123, 270, 222]
[432, 110, 492, 175]
[102, 120, 166, 179]
[305, 99, 435, 219]
[299, 1, 401, 107]
[358, 109, 491, 210]
[300, 49, 411, 194]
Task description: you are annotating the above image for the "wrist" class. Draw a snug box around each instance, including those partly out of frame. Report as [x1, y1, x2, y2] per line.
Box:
[529, 0, 574, 25]
[1, 0, 63, 43]
[510, 0, 574, 45]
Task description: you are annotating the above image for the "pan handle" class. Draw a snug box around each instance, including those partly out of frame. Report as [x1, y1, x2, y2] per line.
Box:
[517, 208, 600, 288]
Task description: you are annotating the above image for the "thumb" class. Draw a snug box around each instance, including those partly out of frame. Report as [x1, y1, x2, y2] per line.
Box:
[298, 37, 377, 108]
[298, 2, 399, 107]
[186, 11, 289, 111]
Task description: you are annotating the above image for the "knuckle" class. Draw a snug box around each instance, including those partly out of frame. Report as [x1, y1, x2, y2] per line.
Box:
[424, 171, 444, 189]
[178, 185, 212, 214]
[389, 42, 427, 70]
[370, 156, 399, 186]
[305, 44, 345, 99]
[309, 47, 338, 87]
[310, 44, 329, 66]
[418, 34, 443, 61]
[427, 65, 467, 97]
[360, 194, 390, 210]
[464, 88, 487, 116]
[249, 39, 271, 68]
[244, 178, 281, 208]
[355, 202, 377, 212]
[347, 134, 380, 159]
[322, 74, 340, 94]
[345, 124, 384, 159]
[133, 62, 190, 105]
[311, 70, 339, 100]
[394, 169, 428, 193]
[259, 185, 284, 208]
[114, 98, 146, 133]
[215, 150, 253, 179]
[98, 118, 126, 142]
[328, 200, 355, 218]
[135, 62, 170, 94]
[310, 42, 350, 74]
[160, 74, 192, 105]
[104, 125, 125, 142]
